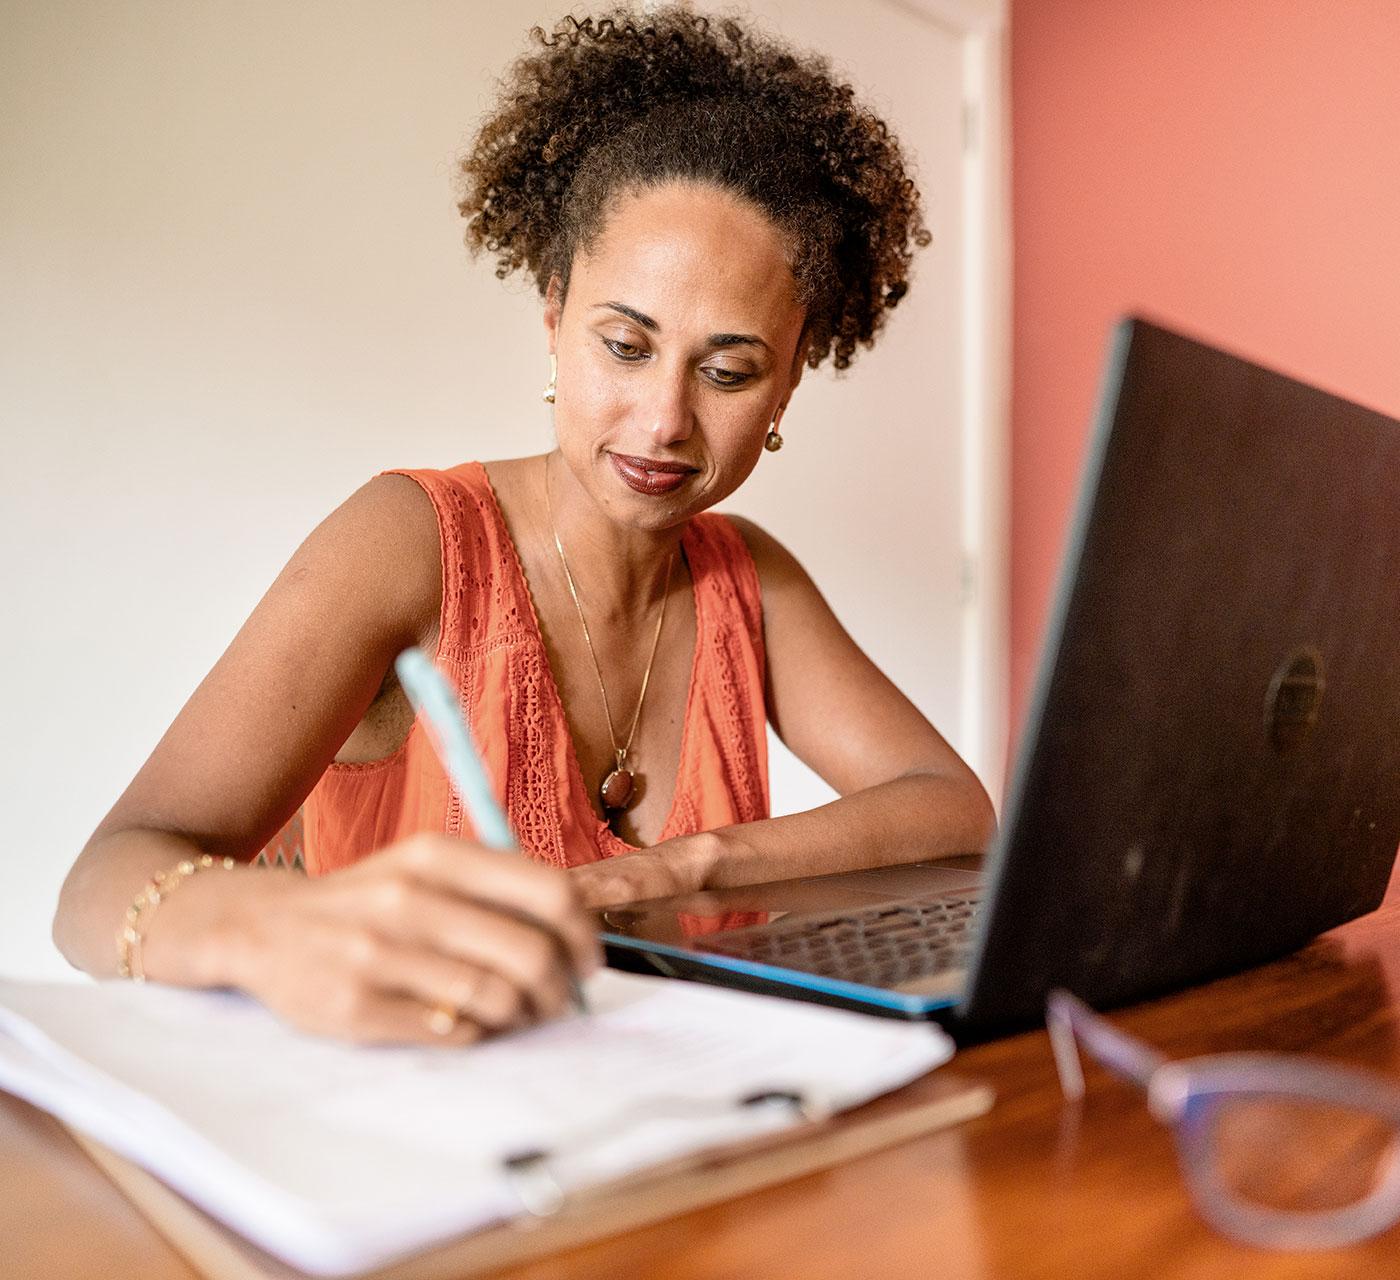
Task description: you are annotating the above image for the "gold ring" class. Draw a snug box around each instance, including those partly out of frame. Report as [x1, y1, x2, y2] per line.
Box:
[425, 1001, 459, 1036]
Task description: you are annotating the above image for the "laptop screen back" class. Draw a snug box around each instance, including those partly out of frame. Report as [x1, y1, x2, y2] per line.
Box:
[960, 317, 1400, 1028]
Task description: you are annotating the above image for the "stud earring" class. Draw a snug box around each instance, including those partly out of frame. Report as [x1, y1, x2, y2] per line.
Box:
[764, 403, 786, 452]
[542, 353, 557, 404]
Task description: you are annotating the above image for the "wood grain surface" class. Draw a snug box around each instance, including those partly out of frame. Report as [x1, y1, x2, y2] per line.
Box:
[7, 877, 1400, 1280]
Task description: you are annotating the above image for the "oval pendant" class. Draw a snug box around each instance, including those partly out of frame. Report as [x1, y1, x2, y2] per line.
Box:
[600, 767, 635, 811]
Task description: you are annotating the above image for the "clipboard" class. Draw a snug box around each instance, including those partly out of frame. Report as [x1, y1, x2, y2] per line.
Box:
[65, 1071, 993, 1280]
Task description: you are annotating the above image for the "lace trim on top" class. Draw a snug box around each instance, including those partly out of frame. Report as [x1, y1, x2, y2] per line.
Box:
[473, 463, 707, 861]
[304, 460, 768, 872]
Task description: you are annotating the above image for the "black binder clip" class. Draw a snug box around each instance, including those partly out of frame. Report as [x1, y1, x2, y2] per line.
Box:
[502, 1087, 820, 1221]
[741, 1088, 826, 1124]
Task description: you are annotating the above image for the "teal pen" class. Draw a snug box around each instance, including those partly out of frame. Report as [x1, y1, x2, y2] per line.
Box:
[393, 646, 590, 1016]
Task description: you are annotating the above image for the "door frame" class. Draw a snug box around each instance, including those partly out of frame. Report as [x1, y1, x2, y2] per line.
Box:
[882, 0, 1011, 801]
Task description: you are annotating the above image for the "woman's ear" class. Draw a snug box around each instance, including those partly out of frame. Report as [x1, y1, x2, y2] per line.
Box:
[543, 274, 564, 352]
[786, 328, 808, 396]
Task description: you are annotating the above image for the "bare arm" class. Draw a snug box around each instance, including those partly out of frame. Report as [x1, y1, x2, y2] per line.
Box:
[570, 515, 996, 904]
[54, 474, 440, 977]
[54, 475, 599, 1042]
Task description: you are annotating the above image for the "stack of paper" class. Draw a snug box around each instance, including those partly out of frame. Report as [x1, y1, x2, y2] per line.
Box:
[0, 971, 953, 1276]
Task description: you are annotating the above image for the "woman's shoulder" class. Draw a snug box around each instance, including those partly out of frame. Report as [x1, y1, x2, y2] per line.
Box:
[379, 459, 489, 504]
[314, 471, 442, 577]
[695, 511, 792, 580]
[698, 512, 824, 613]
[323, 470, 446, 621]
[309, 462, 497, 628]
[371, 461, 508, 549]
[701, 510, 764, 550]
[372, 460, 542, 647]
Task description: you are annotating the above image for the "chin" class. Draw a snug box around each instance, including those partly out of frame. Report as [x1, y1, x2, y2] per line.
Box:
[613, 497, 702, 533]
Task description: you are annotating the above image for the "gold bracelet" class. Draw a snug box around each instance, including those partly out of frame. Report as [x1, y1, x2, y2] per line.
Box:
[116, 854, 237, 982]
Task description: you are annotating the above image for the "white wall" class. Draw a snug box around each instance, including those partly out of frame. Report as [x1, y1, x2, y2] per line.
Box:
[0, 1, 985, 982]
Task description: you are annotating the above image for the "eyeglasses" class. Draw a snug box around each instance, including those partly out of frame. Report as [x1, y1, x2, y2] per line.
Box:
[1046, 989, 1400, 1249]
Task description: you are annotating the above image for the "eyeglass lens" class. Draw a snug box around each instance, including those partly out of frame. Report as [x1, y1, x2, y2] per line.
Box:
[1200, 1094, 1399, 1213]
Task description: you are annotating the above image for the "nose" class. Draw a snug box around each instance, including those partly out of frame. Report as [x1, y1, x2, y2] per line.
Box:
[644, 365, 695, 449]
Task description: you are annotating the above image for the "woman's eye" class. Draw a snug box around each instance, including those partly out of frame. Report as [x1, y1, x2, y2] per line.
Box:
[703, 367, 752, 388]
[603, 339, 645, 361]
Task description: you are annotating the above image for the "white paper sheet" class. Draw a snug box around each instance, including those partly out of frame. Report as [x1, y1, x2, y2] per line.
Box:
[0, 971, 952, 1276]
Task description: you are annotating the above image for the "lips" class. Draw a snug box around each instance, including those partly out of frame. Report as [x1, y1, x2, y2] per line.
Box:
[608, 453, 698, 496]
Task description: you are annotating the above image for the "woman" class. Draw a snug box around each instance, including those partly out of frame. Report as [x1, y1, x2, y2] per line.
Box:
[53, 7, 994, 1046]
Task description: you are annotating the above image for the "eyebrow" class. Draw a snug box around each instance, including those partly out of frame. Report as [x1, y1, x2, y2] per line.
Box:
[593, 301, 770, 352]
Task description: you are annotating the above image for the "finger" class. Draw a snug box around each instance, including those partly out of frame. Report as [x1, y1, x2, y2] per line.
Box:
[384, 836, 604, 977]
[570, 867, 637, 910]
[245, 914, 522, 1046]
[348, 991, 486, 1048]
[303, 985, 487, 1048]
[570, 857, 679, 908]
[329, 878, 576, 1020]
[353, 938, 530, 1034]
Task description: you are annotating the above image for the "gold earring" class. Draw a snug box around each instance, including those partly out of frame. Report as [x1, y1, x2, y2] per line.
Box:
[764, 404, 786, 452]
[542, 353, 557, 404]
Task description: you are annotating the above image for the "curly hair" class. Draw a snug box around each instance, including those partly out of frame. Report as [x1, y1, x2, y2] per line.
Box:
[457, 6, 932, 371]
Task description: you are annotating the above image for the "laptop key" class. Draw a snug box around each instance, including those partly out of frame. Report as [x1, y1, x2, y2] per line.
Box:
[698, 888, 985, 985]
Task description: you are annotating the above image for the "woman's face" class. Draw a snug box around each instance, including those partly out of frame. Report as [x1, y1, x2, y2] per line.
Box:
[544, 181, 807, 532]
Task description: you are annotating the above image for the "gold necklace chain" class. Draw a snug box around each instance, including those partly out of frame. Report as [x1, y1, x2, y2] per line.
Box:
[543, 454, 675, 811]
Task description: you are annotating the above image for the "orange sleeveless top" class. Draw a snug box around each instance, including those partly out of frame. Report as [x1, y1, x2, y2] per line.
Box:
[300, 462, 771, 876]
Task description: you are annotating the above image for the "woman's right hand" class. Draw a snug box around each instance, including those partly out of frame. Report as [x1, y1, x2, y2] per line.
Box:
[56, 476, 602, 1044]
[146, 834, 603, 1047]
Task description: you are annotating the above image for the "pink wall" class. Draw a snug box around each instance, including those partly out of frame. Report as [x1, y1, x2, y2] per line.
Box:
[1009, 2, 1400, 736]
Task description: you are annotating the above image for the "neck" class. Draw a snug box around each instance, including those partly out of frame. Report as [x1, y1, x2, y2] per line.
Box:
[541, 451, 685, 625]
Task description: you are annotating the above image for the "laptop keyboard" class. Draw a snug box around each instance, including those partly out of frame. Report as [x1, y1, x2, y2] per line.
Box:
[697, 890, 984, 989]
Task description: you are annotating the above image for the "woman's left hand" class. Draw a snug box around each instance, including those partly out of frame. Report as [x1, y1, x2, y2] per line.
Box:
[568, 835, 715, 908]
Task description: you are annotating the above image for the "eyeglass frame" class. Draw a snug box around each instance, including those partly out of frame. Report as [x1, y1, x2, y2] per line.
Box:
[1045, 988, 1400, 1250]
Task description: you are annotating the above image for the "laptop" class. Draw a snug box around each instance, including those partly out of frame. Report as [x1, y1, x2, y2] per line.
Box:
[599, 317, 1400, 1037]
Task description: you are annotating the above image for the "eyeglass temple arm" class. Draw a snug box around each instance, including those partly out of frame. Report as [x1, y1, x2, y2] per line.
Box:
[1046, 989, 1168, 1101]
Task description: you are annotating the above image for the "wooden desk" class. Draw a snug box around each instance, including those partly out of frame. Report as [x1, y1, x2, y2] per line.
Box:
[7, 884, 1400, 1280]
